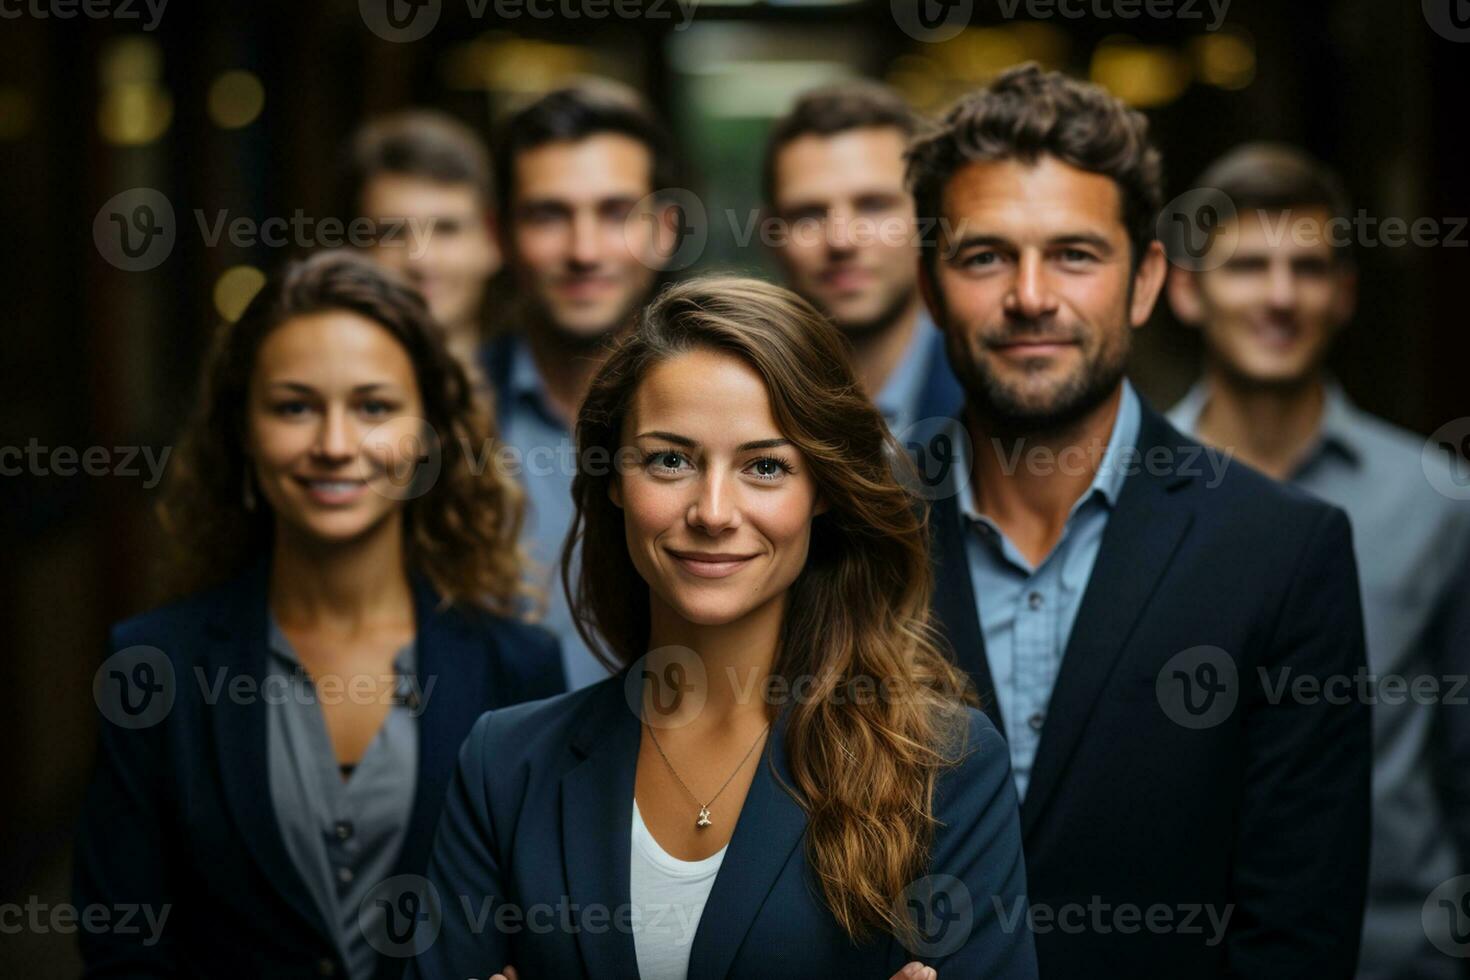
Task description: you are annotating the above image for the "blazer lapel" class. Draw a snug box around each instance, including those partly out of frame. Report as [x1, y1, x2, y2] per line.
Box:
[1018, 408, 1195, 837]
[390, 577, 486, 879]
[206, 560, 334, 945]
[561, 681, 642, 980]
[686, 710, 809, 980]
[928, 491, 1002, 731]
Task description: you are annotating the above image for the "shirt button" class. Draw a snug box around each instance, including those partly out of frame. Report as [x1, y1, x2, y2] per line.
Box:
[1028, 711, 1046, 731]
[1027, 591, 1044, 610]
[336, 866, 354, 885]
[333, 821, 354, 842]
[316, 957, 336, 976]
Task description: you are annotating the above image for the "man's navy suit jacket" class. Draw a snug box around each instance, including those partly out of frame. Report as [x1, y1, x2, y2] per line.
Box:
[924, 400, 1372, 978]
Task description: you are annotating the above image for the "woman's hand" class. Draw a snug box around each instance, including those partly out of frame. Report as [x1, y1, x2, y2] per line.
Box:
[488, 967, 519, 980]
[891, 962, 937, 980]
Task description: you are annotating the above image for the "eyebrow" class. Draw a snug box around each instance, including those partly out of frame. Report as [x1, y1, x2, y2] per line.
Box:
[266, 382, 401, 394]
[947, 232, 1116, 254]
[635, 431, 792, 453]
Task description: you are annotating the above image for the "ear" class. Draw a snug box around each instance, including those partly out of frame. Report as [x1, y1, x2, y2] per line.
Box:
[608, 477, 623, 510]
[1166, 265, 1207, 328]
[1128, 240, 1169, 329]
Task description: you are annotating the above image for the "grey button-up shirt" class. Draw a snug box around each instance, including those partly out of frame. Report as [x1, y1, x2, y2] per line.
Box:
[498, 338, 611, 691]
[957, 381, 1143, 800]
[266, 616, 419, 980]
[1170, 381, 1470, 980]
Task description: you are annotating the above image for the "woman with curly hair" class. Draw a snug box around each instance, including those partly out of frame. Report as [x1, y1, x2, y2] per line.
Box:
[74, 251, 565, 979]
[410, 276, 1035, 979]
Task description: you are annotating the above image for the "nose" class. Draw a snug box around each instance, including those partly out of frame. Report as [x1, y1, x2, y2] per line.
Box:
[312, 404, 355, 464]
[826, 205, 857, 256]
[687, 469, 740, 535]
[569, 209, 602, 269]
[1004, 249, 1059, 322]
[1265, 257, 1299, 311]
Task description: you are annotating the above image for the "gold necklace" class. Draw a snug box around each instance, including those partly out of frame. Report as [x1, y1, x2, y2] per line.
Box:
[643, 720, 770, 829]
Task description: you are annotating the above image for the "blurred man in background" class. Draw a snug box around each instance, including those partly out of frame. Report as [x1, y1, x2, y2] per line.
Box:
[1166, 143, 1470, 980]
[763, 82, 961, 436]
[342, 110, 500, 366]
[484, 79, 679, 689]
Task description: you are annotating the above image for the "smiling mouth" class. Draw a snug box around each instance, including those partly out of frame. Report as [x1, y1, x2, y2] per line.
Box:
[295, 476, 369, 505]
[666, 549, 759, 579]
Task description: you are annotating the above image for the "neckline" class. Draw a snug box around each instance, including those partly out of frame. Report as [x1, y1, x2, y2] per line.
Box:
[631, 801, 728, 877]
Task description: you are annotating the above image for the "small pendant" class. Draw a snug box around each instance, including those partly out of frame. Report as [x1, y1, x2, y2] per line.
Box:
[696, 806, 712, 828]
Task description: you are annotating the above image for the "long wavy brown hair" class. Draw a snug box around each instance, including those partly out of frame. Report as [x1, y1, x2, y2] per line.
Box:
[564, 275, 976, 942]
[156, 250, 526, 614]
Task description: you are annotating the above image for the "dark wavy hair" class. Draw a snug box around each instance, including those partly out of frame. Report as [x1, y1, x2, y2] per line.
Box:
[155, 250, 526, 613]
[563, 275, 975, 943]
[907, 62, 1164, 270]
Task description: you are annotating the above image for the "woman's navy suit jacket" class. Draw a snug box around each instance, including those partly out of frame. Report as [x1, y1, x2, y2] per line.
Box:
[73, 561, 567, 979]
[406, 675, 1039, 979]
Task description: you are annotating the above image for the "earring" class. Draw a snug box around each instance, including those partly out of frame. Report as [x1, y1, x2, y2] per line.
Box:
[242, 471, 257, 512]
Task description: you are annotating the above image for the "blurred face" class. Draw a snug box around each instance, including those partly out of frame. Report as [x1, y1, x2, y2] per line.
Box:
[359, 174, 498, 331]
[1169, 207, 1354, 387]
[611, 348, 824, 629]
[769, 127, 918, 336]
[246, 311, 427, 546]
[924, 155, 1166, 432]
[508, 134, 666, 342]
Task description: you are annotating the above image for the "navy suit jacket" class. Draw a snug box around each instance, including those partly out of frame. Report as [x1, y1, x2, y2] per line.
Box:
[406, 675, 1039, 979]
[73, 561, 567, 979]
[927, 401, 1372, 978]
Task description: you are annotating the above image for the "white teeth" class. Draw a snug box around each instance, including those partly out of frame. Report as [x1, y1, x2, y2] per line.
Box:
[308, 481, 360, 492]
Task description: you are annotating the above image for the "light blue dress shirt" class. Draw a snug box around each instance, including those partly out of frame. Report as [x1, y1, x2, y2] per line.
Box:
[874, 310, 946, 437]
[1170, 380, 1470, 980]
[957, 381, 1142, 800]
[497, 339, 611, 691]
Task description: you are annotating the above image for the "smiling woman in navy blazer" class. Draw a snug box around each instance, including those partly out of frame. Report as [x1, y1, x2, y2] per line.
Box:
[408, 278, 1036, 980]
[73, 253, 565, 979]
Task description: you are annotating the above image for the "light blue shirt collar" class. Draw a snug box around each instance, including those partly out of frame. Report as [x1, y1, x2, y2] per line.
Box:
[874, 308, 942, 429]
[958, 379, 1142, 524]
[1169, 377, 1362, 469]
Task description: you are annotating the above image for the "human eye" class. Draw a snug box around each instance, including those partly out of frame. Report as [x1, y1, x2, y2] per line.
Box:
[744, 455, 795, 482]
[271, 399, 313, 418]
[359, 398, 400, 418]
[643, 449, 693, 477]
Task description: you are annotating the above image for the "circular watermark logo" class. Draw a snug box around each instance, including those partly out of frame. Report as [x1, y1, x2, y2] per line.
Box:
[94, 188, 176, 272]
[1423, 418, 1470, 501]
[361, 874, 443, 957]
[894, 416, 972, 502]
[363, 416, 443, 502]
[1155, 645, 1238, 730]
[360, 0, 441, 42]
[891, 0, 974, 43]
[94, 645, 176, 729]
[627, 188, 708, 273]
[896, 873, 974, 957]
[1157, 187, 1238, 272]
[1423, 0, 1470, 42]
[1423, 874, 1470, 958]
[624, 645, 708, 730]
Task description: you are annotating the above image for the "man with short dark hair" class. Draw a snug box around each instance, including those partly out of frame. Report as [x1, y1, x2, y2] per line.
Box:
[763, 82, 961, 435]
[1166, 142, 1470, 980]
[342, 110, 500, 365]
[911, 65, 1371, 976]
[485, 79, 679, 689]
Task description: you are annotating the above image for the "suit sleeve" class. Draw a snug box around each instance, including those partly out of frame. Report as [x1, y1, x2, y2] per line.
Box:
[912, 710, 1039, 979]
[406, 711, 512, 979]
[1226, 505, 1372, 978]
[72, 629, 179, 978]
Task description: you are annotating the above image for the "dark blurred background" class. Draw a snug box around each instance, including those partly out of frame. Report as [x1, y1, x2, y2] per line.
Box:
[2, 0, 1467, 972]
